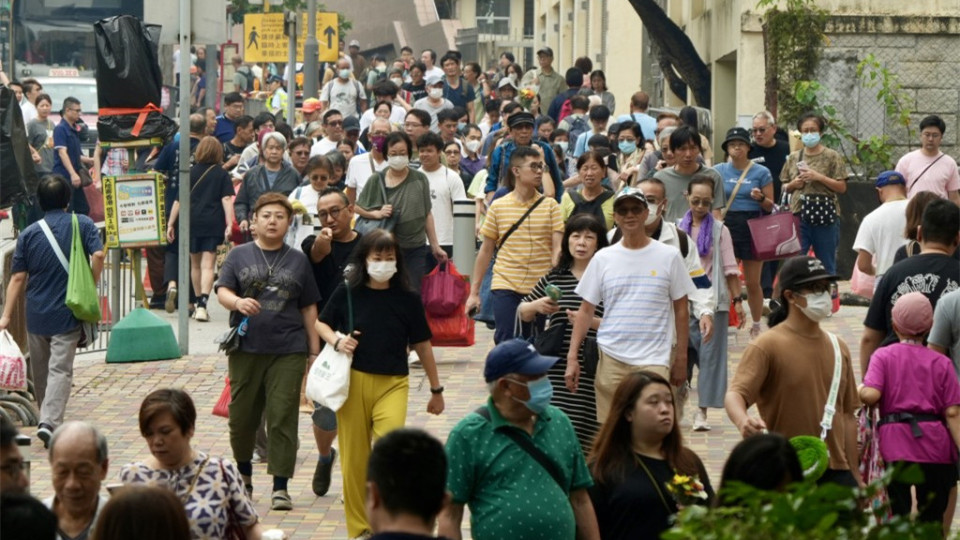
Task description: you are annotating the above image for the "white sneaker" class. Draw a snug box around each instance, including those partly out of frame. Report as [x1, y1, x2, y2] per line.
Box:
[693, 409, 711, 431]
[195, 306, 209, 322]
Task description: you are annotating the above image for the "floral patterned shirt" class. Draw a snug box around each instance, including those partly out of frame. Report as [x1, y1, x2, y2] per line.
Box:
[118, 452, 258, 539]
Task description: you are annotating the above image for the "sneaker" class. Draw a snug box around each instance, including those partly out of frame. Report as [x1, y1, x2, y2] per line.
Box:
[312, 448, 337, 496]
[252, 450, 268, 464]
[194, 306, 209, 322]
[762, 298, 771, 316]
[241, 474, 253, 500]
[750, 322, 762, 340]
[271, 489, 293, 511]
[149, 294, 167, 310]
[693, 409, 711, 432]
[37, 424, 53, 449]
[165, 287, 177, 313]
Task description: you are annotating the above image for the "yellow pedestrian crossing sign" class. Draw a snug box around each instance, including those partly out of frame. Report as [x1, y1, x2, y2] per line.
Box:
[244, 12, 339, 63]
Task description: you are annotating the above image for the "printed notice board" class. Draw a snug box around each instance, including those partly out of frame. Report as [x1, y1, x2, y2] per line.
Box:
[244, 12, 339, 63]
[102, 173, 167, 248]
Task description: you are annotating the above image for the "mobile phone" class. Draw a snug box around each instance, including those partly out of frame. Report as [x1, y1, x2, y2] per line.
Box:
[797, 160, 808, 170]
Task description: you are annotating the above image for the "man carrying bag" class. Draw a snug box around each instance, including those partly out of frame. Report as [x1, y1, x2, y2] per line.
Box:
[0, 175, 105, 448]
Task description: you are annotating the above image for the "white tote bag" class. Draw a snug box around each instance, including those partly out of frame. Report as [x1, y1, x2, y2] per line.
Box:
[0, 330, 28, 392]
[306, 332, 353, 411]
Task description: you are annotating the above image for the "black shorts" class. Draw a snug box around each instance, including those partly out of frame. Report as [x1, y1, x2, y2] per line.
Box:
[190, 235, 222, 254]
[724, 210, 761, 261]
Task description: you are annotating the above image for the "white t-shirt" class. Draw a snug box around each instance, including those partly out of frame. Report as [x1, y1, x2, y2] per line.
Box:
[359, 105, 407, 132]
[896, 149, 960, 199]
[576, 240, 695, 366]
[421, 165, 467, 246]
[413, 97, 454, 132]
[310, 137, 339, 157]
[320, 78, 365, 118]
[852, 198, 909, 276]
[286, 184, 322, 248]
[21, 99, 37, 125]
[425, 65, 445, 81]
[346, 152, 388, 195]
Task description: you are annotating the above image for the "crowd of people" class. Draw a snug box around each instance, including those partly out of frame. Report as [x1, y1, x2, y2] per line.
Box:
[3, 39, 960, 540]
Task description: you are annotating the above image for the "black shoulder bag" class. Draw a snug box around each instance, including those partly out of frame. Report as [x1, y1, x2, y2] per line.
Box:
[474, 406, 568, 493]
[494, 196, 545, 257]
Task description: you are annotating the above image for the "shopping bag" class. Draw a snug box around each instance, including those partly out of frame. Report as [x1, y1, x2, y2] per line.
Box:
[859, 405, 891, 523]
[427, 310, 475, 347]
[747, 211, 802, 261]
[422, 261, 469, 317]
[212, 377, 231, 418]
[305, 333, 352, 411]
[0, 330, 27, 392]
[728, 299, 740, 328]
[66, 214, 102, 322]
[850, 265, 876, 299]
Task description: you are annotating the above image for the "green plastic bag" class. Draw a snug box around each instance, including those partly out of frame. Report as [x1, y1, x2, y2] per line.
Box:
[65, 214, 101, 322]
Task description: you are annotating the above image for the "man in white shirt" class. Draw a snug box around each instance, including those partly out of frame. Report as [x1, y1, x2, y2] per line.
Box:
[310, 109, 345, 157]
[320, 58, 367, 119]
[20, 79, 42, 125]
[417, 132, 466, 259]
[853, 170, 909, 280]
[568, 187, 695, 423]
[420, 49, 445, 81]
[414, 74, 454, 133]
[346, 118, 391, 204]
[895, 115, 960, 204]
[358, 80, 410, 132]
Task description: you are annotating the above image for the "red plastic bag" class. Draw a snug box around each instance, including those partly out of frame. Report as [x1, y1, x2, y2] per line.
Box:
[850, 265, 875, 299]
[212, 376, 231, 418]
[427, 310, 475, 347]
[728, 299, 740, 328]
[422, 261, 469, 317]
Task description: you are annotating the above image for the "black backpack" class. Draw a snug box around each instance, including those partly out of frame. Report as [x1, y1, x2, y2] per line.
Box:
[236, 66, 254, 92]
[569, 189, 614, 222]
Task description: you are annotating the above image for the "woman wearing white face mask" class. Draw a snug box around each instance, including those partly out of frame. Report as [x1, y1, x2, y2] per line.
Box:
[316, 228, 445, 539]
[355, 131, 448, 291]
[725, 255, 862, 489]
[413, 74, 455, 132]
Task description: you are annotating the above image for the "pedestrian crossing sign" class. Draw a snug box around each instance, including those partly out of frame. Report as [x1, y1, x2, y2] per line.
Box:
[244, 12, 339, 63]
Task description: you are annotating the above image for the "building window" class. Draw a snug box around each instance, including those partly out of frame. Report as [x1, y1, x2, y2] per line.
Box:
[477, 0, 510, 35]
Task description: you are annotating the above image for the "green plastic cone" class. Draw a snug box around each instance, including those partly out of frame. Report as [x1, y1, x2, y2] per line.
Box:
[105, 308, 181, 363]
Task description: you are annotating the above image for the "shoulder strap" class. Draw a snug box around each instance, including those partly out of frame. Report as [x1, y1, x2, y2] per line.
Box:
[569, 191, 585, 205]
[496, 196, 545, 252]
[906, 239, 919, 258]
[191, 165, 218, 195]
[473, 406, 567, 493]
[908, 153, 946, 191]
[721, 161, 753, 219]
[820, 332, 843, 440]
[676, 228, 689, 258]
[38, 218, 69, 273]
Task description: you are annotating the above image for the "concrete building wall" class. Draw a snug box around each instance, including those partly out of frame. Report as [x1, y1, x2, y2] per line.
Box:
[320, 0, 460, 60]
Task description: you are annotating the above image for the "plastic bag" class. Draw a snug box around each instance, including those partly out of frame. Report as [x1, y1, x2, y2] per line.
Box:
[0, 331, 28, 392]
[422, 262, 469, 317]
[0, 86, 39, 208]
[305, 333, 352, 412]
[850, 265, 875, 299]
[66, 214, 102, 322]
[94, 15, 164, 109]
[97, 110, 177, 143]
[212, 376, 231, 418]
[427, 310, 475, 347]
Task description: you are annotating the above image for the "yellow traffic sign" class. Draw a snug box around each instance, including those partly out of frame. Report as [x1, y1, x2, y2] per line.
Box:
[244, 12, 339, 63]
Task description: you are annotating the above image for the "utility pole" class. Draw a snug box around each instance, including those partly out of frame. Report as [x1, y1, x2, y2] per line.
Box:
[303, 0, 319, 101]
[177, 0, 191, 354]
[285, 9, 297, 124]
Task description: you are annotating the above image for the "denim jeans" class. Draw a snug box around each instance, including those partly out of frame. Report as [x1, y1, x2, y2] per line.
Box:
[799, 220, 840, 275]
[490, 289, 529, 344]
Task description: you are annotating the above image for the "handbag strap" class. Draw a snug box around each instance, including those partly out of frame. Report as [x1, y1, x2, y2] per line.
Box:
[634, 453, 673, 514]
[496, 196, 545, 253]
[908, 153, 946, 191]
[820, 331, 843, 440]
[345, 278, 354, 334]
[191, 164, 218, 195]
[474, 405, 567, 493]
[721, 161, 752, 219]
[183, 455, 211, 502]
[37, 218, 70, 273]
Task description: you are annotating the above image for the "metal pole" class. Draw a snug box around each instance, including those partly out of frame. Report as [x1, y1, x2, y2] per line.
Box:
[453, 199, 476, 275]
[303, 0, 318, 101]
[286, 12, 297, 125]
[178, 0, 192, 355]
[205, 44, 219, 110]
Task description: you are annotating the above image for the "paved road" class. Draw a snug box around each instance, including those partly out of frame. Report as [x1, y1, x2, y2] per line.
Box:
[16, 284, 953, 538]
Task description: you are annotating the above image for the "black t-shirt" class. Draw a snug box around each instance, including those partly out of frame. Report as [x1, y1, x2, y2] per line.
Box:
[402, 82, 427, 103]
[224, 141, 245, 162]
[893, 242, 959, 265]
[749, 139, 790, 202]
[864, 253, 960, 346]
[189, 163, 234, 234]
[319, 285, 432, 376]
[300, 232, 362, 310]
[589, 454, 713, 540]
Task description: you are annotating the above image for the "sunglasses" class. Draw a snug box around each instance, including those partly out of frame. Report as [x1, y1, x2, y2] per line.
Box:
[615, 206, 645, 216]
[689, 198, 713, 207]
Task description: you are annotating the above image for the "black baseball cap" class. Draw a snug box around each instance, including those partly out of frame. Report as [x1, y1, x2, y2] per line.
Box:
[777, 256, 839, 291]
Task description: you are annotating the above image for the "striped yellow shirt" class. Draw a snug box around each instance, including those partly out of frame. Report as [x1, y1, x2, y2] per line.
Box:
[482, 194, 564, 294]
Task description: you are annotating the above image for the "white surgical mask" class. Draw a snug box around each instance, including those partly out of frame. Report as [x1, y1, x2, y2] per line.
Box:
[428, 87, 444, 99]
[339, 69, 351, 79]
[509, 73, 518, 83]
[390, 77, 403, 86]
[465, 140, 481, 153]
[557, 141, 569, 152]
[388, 155, 409, 171]
[644, 202, 660, 226]
[796, 291, 832, 322]
[367, 260, 397, 283]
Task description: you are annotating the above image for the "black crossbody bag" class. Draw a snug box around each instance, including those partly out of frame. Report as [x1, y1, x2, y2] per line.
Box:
[475, 406, 567, 493]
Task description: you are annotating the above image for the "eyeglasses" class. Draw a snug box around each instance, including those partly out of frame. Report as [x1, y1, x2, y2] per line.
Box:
[326, 120, 343, 127]
[689, 198, 713, 207]
[309, 173, 330, 182]
[318, 206, 344, 221]
[615, 206, 645, 216]
[517, 162, 544, 171]
[293, 150, 310, 156]
[444, 149, 460, 155]
[752, 127, 768, 134]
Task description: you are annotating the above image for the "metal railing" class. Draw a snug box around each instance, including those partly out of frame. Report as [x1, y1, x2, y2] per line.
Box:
[77, 246, 145, 354]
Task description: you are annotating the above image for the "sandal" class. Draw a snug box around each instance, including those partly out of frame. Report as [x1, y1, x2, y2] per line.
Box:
[271, 489, 293, 511]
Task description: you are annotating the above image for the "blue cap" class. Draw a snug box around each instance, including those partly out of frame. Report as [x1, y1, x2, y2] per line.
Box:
[483, 339, 559, 382]
[875, 170, 905, 188]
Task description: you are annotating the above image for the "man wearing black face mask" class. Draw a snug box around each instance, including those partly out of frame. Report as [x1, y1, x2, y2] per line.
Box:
[345, 117, 390, 205]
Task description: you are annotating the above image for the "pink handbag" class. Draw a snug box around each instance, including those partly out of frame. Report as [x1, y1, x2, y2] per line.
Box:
[850, 265, 876, 298]
[421, 262, 468, 317]
[748, 210, 803, 261]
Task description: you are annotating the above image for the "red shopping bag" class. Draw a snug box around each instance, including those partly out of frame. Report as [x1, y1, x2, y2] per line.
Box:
[212, 377, 231, 418]
[427, 310, 475, 347]
[422, 262, 469, 317]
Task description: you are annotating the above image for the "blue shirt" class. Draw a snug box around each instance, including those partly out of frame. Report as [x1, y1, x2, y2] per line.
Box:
[615, 112, 658, 142]
[443, 77, 476, 110]
[11, 211, 103, 335]
[485, 139, 564, 201]
[213, 115, 236, 144]
[714, 162, 773, 213]
[51, 119, 81, 178]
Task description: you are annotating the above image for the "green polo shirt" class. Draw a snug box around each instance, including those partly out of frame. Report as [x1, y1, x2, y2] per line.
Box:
[445, 398, 593, 540]
[536, 70, 565, 113]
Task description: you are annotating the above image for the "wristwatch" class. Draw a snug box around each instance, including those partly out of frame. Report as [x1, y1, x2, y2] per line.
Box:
[430, 386, 445, 395]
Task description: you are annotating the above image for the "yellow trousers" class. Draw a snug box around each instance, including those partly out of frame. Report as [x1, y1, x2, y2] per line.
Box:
[336, 369, 409, 537]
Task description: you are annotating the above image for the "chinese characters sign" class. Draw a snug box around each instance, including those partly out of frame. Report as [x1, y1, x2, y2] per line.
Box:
[243, 12, 339, 63]
[102, 173, 167, 248]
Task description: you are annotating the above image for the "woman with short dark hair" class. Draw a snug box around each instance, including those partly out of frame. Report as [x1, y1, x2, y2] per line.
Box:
[93, 485, 191, 540]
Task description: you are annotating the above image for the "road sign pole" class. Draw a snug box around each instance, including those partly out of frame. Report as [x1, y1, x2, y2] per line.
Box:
[286, 11, 297, 124]
[177, 0, 191, 355]
[303, 0, 318, 100]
